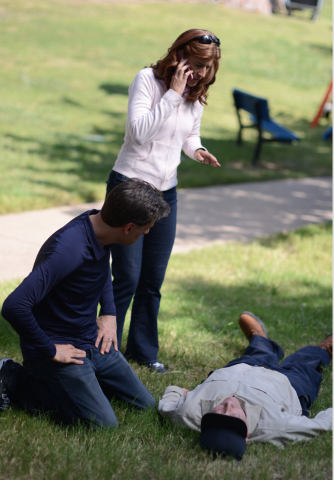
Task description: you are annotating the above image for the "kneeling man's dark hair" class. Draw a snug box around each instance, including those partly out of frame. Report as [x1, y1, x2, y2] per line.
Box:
[101, 178, 170, 227]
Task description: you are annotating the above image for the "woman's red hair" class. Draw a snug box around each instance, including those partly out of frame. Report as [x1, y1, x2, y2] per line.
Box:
[150, 29, 221, 106]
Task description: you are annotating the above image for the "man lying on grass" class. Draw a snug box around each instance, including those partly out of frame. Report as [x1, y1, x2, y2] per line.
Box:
[159, 312, 332, 460]
[0, 178, 170, 428]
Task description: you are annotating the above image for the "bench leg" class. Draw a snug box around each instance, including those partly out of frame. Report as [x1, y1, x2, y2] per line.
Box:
[236, 127, 243, 146]
[311, 9, 318, 20]
[252, 138, 262, 166]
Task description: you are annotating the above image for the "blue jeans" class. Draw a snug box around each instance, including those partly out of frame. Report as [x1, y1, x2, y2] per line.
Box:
[106, 170, 177, 364]
[18, 344, 155, 428]
[225, 335, 330, 416]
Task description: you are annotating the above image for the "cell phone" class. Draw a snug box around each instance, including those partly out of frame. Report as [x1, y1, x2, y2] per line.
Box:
[177, 51, 193, 81]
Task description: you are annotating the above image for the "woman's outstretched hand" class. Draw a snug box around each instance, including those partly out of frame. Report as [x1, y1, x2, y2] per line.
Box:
[194, 149, 221, 167]
[170, 58, 193, 97]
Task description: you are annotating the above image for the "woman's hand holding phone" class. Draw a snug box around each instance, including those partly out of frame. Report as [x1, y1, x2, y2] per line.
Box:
[176, 52, 194, 81]
[170, 55, 193, 97]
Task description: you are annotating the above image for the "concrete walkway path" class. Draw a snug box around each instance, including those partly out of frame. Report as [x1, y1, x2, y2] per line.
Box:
[0, 177, 331, 282]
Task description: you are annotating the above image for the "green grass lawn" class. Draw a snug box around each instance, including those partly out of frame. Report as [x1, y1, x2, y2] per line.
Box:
[0, 223, 332, 479]
[0, 0, 332, 214]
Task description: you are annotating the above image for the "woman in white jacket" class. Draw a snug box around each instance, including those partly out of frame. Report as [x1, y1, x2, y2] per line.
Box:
[106, 29, 221, 372]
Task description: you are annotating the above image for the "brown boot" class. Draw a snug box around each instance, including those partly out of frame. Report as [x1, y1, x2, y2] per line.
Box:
[317, 334, 332, 359]
[238, 312, 268, 341]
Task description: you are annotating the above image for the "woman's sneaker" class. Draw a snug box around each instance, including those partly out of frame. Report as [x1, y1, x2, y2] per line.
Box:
[0, 358, 13, 411]
[146, 362, 169, 373]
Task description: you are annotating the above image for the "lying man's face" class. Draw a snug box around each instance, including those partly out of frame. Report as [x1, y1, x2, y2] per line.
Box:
[211, 397, 249, 441]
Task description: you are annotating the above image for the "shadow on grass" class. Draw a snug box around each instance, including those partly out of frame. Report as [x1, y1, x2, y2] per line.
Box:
[3, 109, 127, 202]
[159, 275, 332, 344]
[256, 221, 332, 248]
[1, 272, 331, 359]
[178, 117, 332, 188]
[307, 43, 332, 55]
[61, 96, 84, 107]
[3, 84, 332, 201]
[99, 83, 129, 96]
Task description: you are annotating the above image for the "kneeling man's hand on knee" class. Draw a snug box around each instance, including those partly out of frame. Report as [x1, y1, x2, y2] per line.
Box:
[95, 315, 118, 354]
[52, 344, 87, 364]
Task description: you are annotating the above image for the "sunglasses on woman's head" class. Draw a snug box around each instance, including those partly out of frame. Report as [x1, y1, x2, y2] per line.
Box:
[191, 35, 221, 47]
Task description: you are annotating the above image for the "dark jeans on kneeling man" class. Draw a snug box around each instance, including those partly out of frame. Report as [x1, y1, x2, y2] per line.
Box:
[7, 344, 155, 428]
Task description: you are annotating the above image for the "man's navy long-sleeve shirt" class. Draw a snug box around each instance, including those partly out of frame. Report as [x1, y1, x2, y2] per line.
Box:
[2, 210, 116, 361]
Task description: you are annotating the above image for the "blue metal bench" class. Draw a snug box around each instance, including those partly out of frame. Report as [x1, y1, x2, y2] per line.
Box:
[322, 126, 332, 142]
[233, 89, 300, 166]
[286, 0, 324, 21]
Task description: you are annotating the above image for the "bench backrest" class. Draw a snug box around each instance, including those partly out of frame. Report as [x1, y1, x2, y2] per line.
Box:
[233, 89, 270, 121]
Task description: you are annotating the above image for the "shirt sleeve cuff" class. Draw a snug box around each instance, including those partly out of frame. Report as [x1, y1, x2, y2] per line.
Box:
[163, 386, 185, 397]
[99, 307, 116, 317]
[163, 89, 183, 106]
[193, 146, 207, 161]
[46, 344, 57, 359]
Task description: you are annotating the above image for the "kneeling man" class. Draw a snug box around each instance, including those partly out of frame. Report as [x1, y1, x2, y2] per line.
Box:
[1, 178, 170, 428]
[159, 312, 332, 459]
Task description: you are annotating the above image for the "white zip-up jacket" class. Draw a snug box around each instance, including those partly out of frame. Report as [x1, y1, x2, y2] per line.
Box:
[158, 363, 332, 448]
[113, 68, 206, 191]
